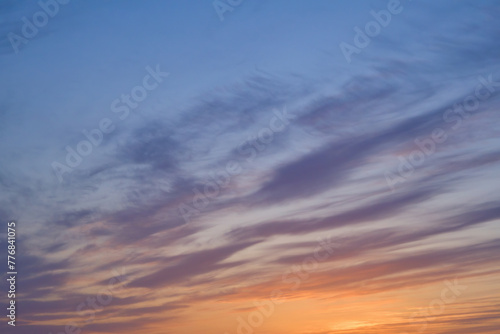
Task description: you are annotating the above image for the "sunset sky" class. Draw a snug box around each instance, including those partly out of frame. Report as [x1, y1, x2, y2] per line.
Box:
[0, 0, 499, 333]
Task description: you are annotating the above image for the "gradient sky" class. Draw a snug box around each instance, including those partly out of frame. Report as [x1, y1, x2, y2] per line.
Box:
[1, 1, 500, 333]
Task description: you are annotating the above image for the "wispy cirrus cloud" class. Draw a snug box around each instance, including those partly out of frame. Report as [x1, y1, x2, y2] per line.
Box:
[1, 1, 500, 334]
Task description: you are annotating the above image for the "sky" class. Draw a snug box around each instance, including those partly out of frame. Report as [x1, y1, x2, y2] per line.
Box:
[0, 0, 499, 333]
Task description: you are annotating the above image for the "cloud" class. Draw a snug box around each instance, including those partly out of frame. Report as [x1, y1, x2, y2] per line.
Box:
[128, 241, 260, 288]
[229, 182, 446, 241]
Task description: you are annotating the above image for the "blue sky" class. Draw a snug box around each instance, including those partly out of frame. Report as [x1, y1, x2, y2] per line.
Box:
[1, 1, 500, 333]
